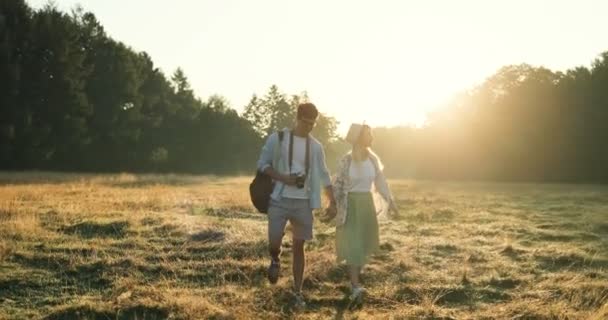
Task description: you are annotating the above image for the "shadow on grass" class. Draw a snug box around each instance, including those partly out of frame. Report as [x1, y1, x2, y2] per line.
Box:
[11, 253, 70, 272]
[395, 284, 511, 307]
[594, 223, 608, 235]
[0, 277, 62, 308]
[11, 253, 116, 291]
[181, 239, 266, 261]
[11, 252, 177, 294]
[307, 295, 352, 319]
[190, 229, 225, 242]
[151, 223, 187, 238]
[535, 252, 608, 271]
[485, 277, 522, 290]
[500, 245, 528, 261]
[252, 286, 353, 319]
[431, 244, 460, 257]
[196, 207, 266, 221]
[44, 304, 170, 320]
[62, 220, 130, 239]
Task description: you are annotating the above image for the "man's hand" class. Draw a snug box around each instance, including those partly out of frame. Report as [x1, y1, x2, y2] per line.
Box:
[263, 167, 297, 186]
[280, 174, 297, 186]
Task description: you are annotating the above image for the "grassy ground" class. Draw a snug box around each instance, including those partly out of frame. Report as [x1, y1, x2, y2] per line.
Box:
[0, 172, 607, 319]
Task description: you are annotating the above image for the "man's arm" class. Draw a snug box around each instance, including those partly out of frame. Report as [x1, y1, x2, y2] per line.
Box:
[257, 133, 276, 173]
[257, 132, 296, 186]
[264, 166, 296, 186]
[318, 144, 337, 211]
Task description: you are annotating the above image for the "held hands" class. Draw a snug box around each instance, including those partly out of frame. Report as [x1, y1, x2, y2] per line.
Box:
[323, 202, 337, 223]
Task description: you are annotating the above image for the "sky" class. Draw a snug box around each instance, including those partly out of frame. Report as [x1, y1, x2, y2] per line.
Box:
[28, 0, 608, 133]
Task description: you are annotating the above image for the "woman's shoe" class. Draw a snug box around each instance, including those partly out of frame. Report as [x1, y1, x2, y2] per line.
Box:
[349, 286, 366, 302]
[293, 292, 307, 309]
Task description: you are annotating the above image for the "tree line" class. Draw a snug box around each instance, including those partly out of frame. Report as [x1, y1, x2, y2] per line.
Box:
[2, 1, 607, 182]
[373, 59, 608, 183]
[1, 1, 319, 174]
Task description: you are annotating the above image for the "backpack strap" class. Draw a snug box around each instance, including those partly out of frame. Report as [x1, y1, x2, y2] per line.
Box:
[289, 131, 293, 174]
[271, 130, 285, 170]
[305, 135, 310, 175]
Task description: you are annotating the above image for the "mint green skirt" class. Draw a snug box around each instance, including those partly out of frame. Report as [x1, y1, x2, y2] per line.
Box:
[336, 192, 380, 267]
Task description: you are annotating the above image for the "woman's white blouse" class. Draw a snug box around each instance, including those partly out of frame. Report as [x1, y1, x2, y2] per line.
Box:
[348, 158, 376, 192]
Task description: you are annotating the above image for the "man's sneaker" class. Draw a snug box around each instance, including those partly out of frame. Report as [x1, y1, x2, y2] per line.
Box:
[294, 292, 307, 309]
[267, 259, 280, 284]
[349, 286, 366, 303]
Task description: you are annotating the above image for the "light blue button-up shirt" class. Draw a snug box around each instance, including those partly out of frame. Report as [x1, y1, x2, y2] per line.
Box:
[257, 128, 332, 209]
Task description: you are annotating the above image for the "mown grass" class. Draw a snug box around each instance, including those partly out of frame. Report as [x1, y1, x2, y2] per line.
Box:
[0, 172, 607, 319]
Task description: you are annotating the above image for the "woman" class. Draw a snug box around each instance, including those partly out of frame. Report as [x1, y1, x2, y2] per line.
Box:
[328, 123, 399, 302]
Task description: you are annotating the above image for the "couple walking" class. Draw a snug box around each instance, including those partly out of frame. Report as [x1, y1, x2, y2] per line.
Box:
[256, 102, 399, 308]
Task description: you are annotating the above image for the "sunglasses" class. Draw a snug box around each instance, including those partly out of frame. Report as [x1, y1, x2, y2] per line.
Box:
[300, 118, 316, 127]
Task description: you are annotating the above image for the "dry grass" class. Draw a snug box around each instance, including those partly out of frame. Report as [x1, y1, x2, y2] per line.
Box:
[1, 172, 607, 319]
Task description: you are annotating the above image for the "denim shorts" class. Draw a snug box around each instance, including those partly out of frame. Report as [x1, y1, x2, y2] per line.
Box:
[268, 197, 313, 242]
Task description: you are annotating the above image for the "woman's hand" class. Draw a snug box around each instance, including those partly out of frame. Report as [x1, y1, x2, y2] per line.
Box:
[323, 203, 337, 222]
[388, 201, 400, 217]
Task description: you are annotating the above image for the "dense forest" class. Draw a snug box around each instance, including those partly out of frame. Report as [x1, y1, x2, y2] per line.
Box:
[2, 0, 607, 182]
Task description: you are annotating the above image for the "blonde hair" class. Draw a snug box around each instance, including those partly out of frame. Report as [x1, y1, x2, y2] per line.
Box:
[345, 123, 372, 145]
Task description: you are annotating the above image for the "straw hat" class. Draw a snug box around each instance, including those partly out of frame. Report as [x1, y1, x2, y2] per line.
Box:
[345, 123, 367, 145]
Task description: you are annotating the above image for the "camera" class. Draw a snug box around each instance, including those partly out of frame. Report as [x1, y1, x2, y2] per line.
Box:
[291, 173, 307, 189]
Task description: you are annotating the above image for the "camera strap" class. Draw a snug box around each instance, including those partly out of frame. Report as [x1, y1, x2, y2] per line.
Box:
[288, 130, 310, 175]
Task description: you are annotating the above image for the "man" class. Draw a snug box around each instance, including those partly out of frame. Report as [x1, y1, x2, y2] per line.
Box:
[256, 102, 337, 308]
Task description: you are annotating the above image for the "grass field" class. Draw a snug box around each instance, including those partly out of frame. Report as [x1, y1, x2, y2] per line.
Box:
[1, 172, 607, 319]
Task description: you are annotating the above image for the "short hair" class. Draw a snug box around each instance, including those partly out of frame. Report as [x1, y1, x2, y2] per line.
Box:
[297, 103, 319, 120]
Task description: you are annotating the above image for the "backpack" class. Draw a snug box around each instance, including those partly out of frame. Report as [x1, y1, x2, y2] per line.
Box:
[249, 131, 284, 214]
